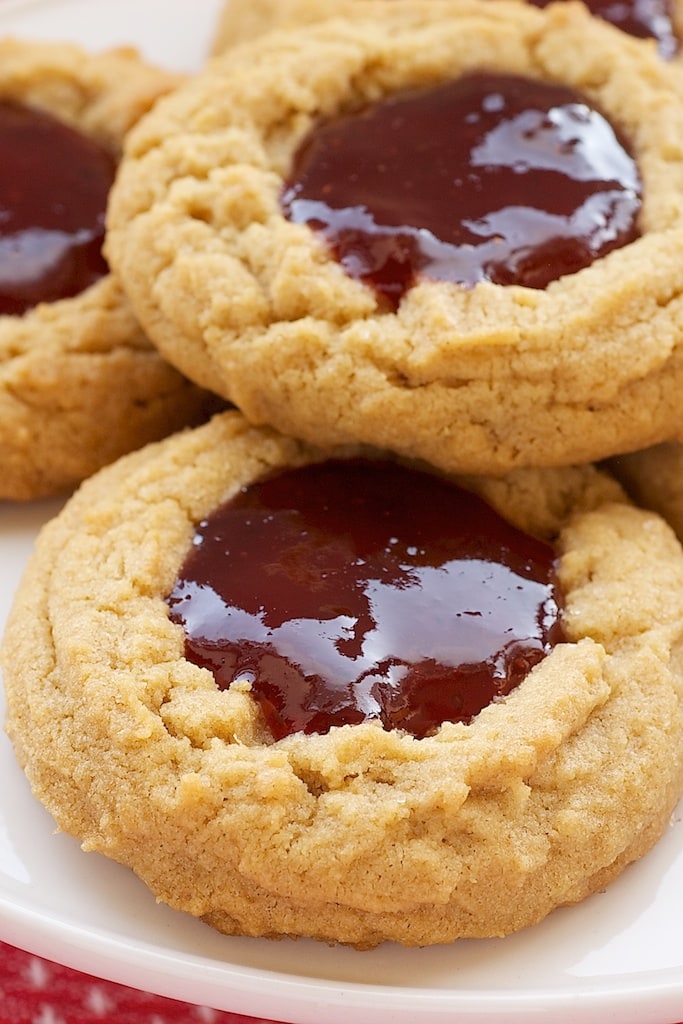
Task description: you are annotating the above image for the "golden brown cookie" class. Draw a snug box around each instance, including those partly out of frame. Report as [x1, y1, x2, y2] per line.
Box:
[608, 442, 683, 541]
[211, 0, 357, 48]
[4, 409, 683, 948]
[108, 2, 683, 477]
[211, 0, 683, 59]
[0, 39, 220, 500]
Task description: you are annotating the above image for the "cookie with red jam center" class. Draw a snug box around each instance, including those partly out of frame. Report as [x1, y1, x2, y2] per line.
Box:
[108, 1, 683, 475]
[210, 0, 681, 57]
[5, 410, 683, 948]
[530, 0, 680, 57]
[0, 39, 220, 500]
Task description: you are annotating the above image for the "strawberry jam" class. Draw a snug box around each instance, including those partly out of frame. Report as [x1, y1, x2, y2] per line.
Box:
[168, 459, 566, 740]
[281, 72, 642, 309]
[0, 101, 116, 316]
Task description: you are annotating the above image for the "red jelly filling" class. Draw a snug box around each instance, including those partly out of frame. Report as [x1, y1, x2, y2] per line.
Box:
[167, 459, 566, 741]
[0, 101, 116, 316]
[281, 72, 642, 309]
[530, 0, 679, 58]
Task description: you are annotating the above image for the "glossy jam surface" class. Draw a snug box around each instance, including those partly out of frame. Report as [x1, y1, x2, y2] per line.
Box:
[281, 72, 642, 308]
[530, 0, 679, 58]
[168, 459, 566, 740]
[0, 101, 116, 316]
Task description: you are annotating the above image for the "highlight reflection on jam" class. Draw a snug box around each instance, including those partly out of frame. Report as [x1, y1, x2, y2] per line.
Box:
[281, 72, 642, 308]
[529, 0, 679, 58]
[0, 101, 116, 316]
[168, 459, 566, 740]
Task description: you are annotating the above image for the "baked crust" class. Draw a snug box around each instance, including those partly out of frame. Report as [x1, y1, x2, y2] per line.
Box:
[210, 0, 683, 55]
[211, 0, 387, 49]
[0, 39, 220, 500]
[108, 2, 683, 475]
[4, 409, 683, 947]
[608, 442, 683, 540]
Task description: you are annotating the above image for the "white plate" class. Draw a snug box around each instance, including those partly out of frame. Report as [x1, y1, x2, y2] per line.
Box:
[2, 2, 683, 1021]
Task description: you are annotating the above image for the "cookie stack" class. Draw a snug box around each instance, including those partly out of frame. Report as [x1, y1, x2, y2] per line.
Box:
[0, 39, 224, 501]
[4, 0, 683, 949]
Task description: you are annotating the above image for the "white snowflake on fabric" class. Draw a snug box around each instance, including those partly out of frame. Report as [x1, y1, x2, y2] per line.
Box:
[31, 1005, 66, 1024]
[24, 957, 51, 990]
[84, 985, 116, 1016]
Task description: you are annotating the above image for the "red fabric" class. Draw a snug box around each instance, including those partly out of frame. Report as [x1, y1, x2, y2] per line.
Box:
[0, 943, 278, 1024]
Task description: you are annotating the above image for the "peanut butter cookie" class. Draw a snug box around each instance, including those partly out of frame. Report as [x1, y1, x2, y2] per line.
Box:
[4, 409, 683, 948]
[609, 442, 683, 541]
[211, 0, 683, 59]
[108, 2, 683, 476]
[0, 39, 219, 500]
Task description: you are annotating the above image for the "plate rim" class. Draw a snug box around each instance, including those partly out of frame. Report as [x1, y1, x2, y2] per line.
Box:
[3, 883, 683, 1023]
[2, 0, 683, 1020]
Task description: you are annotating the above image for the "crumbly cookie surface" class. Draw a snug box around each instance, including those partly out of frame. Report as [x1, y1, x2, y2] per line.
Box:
[211, 0, 683, 53]
[0, 39, 219, 500]
[108, 2, 683, 475]
[4, 409, 683, 948]
[211, 0, 390, 49]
